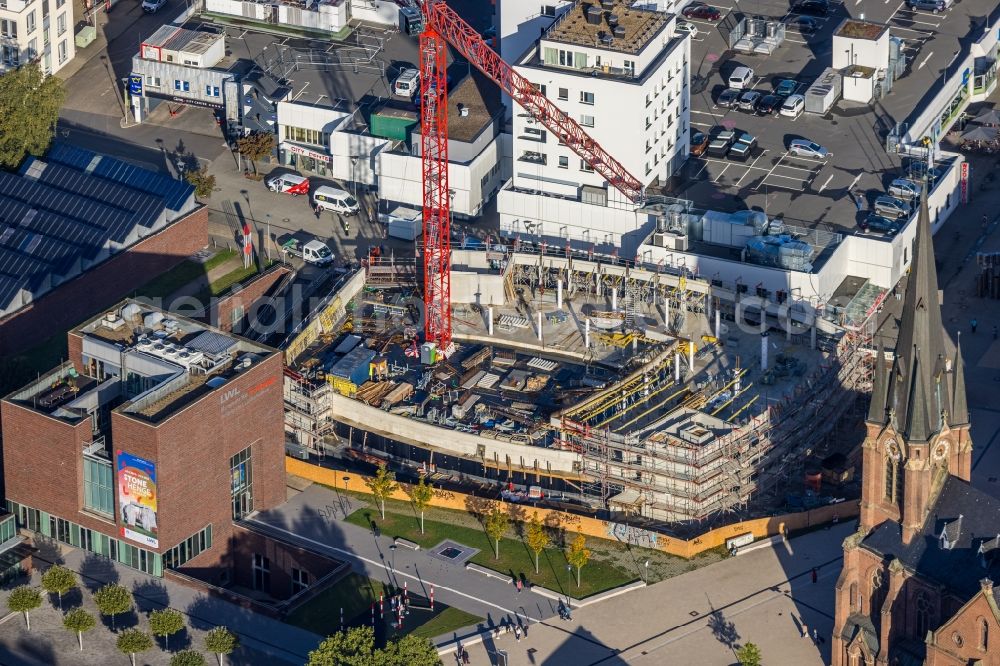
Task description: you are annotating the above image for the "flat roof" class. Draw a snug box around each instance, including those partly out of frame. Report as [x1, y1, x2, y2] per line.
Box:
[543, 0, 668, 55]
[143, 25, 225, 55]
[834, 20, 888, 41]
[668, 0, 983, 234]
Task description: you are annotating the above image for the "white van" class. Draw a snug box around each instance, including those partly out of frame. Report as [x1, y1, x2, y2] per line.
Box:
[265, 173, 310, 195]
[728, 66, 755, 90]
[313, 186, 360, 215]
[393, 69, 420, 98]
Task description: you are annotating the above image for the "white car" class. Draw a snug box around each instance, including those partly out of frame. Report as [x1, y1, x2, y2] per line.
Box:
[888, 178, 920, 199]
[676, 21, 699, 37]
[780, 94, 805, 118]
[788, 139, 830, 159]
[142, 0, 166, 13]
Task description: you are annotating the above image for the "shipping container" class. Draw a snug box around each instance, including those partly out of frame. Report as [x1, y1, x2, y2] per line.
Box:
[370, 106, 419, 141]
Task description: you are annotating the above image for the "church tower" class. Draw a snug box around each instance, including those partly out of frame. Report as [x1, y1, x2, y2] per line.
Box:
[859, 185, 972, 543]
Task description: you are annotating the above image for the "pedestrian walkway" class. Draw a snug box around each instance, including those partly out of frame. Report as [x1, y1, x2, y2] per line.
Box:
[250, 484, 559, 647]
[1, 546, 324, 664]
[456, 521, 854, 665]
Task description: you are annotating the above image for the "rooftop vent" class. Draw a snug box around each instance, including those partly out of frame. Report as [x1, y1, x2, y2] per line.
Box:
[585, 4, 602, 24]
[457, 103, 469, 117]
[598, 31, 613, 46]
[612, 24, 626, 39]
[600, 0, 614, 9]
[607, 12, 619, 26]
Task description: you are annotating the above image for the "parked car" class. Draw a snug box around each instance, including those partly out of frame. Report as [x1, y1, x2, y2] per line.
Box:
[266, 173, 310, 195]
[780, 94, 805, 118]
[739, 90, 762, 112]
[676, 21, 699, 37]
[775, 79, 798, 97]
[861, 214, 901, 235]
[393, 68, 420, 98]
[690, 131, 710, 156]
[717, 88, 741, 108]
[791, 0, 828, 16]
[756, 94, 781, 115]
[794, 16, 821, 33]
[728, 66, 755, 90]
[873, 195, 911, 220]
[281, 238, 334, 266]
[142, 0, 166, 12]
[788, 139, 830, 159]
[888, 178, 920, 199]
[682, 3, 722, 20]
[907, 0, 945, 12]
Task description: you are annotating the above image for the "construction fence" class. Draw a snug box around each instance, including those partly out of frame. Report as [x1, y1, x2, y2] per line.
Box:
[286, 457, 859, 559]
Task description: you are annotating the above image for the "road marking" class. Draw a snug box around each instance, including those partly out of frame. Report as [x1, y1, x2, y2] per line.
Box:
[293, 82, 311, 100]
[735, 150, 767, 186]
[691, 121, 715, 127]
[255, 522, 543, 622]
[691, 109, 725, 118]
[818, 174, 834, 192]
[712, 163, 732, 183]
[848, 173, 862, 192]
[918, 52, 934, 69]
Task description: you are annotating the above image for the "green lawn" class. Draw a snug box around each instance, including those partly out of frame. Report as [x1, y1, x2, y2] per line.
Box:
[286, 572, 483, 641]
[135, 249, 238, 299]
[345, 507, 637, 598]
[190, 260, 278, 303]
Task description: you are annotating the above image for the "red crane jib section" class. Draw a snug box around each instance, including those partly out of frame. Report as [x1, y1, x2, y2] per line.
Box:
[418, 1, 644, 352]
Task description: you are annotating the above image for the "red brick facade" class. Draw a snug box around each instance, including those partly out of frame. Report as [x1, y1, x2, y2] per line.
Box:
[0, 206, 209, 357]
[205, 265, 292, 334]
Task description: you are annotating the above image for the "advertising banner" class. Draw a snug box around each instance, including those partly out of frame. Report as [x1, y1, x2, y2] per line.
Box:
[961, 161, 970, 204]
[117, 452, 159, 548]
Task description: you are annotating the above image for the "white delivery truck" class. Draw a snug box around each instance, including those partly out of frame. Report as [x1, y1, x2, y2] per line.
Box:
[380, 205, 423, 241]
[281, 238, 334, 266]
[313, 186, 360, 215]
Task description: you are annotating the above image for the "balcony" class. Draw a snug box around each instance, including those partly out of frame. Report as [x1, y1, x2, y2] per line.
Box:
[518, 151, 547, 165]
[82, 435, 109, 458]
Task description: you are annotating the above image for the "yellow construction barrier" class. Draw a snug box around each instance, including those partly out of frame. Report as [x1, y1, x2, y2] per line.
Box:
[286, 457, 859, 559]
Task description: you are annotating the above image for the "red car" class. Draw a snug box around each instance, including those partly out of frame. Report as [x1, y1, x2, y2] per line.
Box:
[682, 4, 722, 20]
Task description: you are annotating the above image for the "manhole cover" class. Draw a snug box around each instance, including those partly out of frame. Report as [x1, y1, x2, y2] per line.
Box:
[439, 547, 463, 560]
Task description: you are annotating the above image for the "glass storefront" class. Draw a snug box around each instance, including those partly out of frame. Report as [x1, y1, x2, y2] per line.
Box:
[280, 144, 333, 177]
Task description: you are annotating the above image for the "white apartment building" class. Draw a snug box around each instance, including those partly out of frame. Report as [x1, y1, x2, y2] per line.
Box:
[500, 0, 690, 251]
[0, 0, 75, 75]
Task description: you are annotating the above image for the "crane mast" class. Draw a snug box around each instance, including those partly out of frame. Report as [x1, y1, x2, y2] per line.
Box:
[418, 0, 644, 352]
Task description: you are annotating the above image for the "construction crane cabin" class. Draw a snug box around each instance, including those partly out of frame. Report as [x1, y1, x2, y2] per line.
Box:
[416, 0, 644, 356]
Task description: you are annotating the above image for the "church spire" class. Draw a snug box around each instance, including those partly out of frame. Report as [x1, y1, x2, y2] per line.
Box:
[890, 181, 947, 442]
[951, 333, 969, 426]
[867, 343, 887, 425]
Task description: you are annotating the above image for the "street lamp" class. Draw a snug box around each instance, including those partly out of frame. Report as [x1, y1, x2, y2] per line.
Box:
[644, 560, 649, 584]
[566, 564, 573, 604]
[350, 156, 359, 202]
[265, 214, 272, 262]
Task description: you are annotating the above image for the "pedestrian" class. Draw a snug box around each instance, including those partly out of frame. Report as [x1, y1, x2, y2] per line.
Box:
[514, 625, 521, 642]
[811, 567, 818, 584]
[972, 318, 978, 334]
[813, 628, 819, 643]
[493, 625, 500, 639]
[516, 579, 523, 594]
[522, 623, 528, 638]
[462, 648, 470, 665]
[801, 621, 808, 639]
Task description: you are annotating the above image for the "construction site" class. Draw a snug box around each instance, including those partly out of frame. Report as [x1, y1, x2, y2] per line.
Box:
[281, 244, 884, 526]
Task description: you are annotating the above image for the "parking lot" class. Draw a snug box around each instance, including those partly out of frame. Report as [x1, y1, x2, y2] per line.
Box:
[672, 0, 988, 234]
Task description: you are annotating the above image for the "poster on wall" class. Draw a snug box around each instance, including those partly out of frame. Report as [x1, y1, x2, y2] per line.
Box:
[117, 451, 159, 548]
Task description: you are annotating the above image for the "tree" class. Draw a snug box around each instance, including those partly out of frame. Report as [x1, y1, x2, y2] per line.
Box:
[150, 608, 185, 650]
[526, 512, 550, 574]
[566, 531, 591, 587]
[171, 650, 207, 666]
[116, 628, 153, 666]
[307, 626, 440, 666]
[364, 464, 399, 520]
[6, 585, 42, 631]
[483, 505, 510, 559]
[736, 642, 762, 666]
[185, 167, 217, 199]
[235, 131, 275, 175]
[93, 583, 133, 630]
[406, 476, 434, 534]
[0, 63, 65, 169]
[204, 626, 239, 666]
[63, 608, 96, 651]
[41, 565, 77, 610]
[307, 626, 375, 666]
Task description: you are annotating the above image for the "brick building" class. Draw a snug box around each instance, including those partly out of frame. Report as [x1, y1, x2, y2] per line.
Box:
[1, 301, 335, 600]
[832, 194, 1000, 665]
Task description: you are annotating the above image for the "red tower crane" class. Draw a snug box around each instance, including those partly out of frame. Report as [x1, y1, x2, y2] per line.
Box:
[418, 0, 644, 353]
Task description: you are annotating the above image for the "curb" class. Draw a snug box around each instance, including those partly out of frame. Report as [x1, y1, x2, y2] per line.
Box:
[394, 537, 420, 551]
[528, 579, 646, 608]
[738, 535, 784, 555]
[464, 562, 510, 582]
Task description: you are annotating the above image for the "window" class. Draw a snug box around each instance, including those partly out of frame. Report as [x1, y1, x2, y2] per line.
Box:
[557, 87, 568, 100]
[231, 304, 244, 327]
[580, 114, 595, 128]
[174, 80, 181, 91]
[915, 591, 932, 638]
[27, 11, 35, 33]
[980, 617, 989, 651]
[206, 85, 212, 96]
[623, 60, 635, 76]
[291, 568, 309, 595]
[580, 91, 594, 105]
[542, 4, 556, 17]
[580, 160, 594, 173]
[849, 582, 859, 611]
[558, 156, 568, 169]
[213, 86, 220, 97]
[252, 553, 270, 591]
[870, 569, 884, 618]
[83, 456, 114, 517]
[481, 174, 488, 187]
[0, 19, 16, 38]
[56, 12, 65, 36]
[1, 45, 17, 67]
[283, 126, 328, 147]
[182, 81, 190, 92]
[884, 452, 902, 503]
[162, 525, 212, 570]
[522, 126, 546, 143]
[231, 446, 254, 520]
[559, 50, 573, 67]
[145, 74, 160, 88]
[57, 0, 64, 6]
